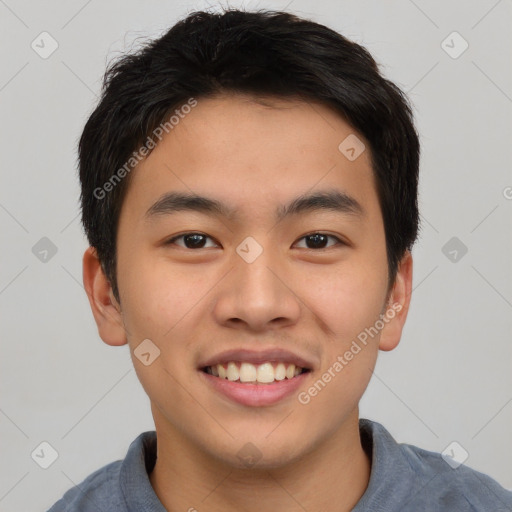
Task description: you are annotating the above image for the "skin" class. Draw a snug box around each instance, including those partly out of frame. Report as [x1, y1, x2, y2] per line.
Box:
[83, 92, 413, 512]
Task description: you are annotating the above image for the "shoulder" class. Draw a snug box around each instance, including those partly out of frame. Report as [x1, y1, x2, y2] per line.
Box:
[358, 419, 512, 511]
[399, 438, 512, 510]
[46, 460, 125, 511]
[47, 431, 157, 512]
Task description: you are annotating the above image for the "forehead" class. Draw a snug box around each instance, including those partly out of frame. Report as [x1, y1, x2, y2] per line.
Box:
[120, 93, 380, 224]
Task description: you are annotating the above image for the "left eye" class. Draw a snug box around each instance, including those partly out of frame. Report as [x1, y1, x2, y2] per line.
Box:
[165, 232, 343, 250]
[294, 233, 343, 250]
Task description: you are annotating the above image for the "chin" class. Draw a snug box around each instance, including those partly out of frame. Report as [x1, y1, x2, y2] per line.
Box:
[206, 431, 313, 471]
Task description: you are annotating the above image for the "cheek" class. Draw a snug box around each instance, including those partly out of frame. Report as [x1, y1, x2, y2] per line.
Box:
[302, 259, 388, 344]
[119, 261, 202, 412]
[118, 253, 204, 339]
[297, 346, 378, 436]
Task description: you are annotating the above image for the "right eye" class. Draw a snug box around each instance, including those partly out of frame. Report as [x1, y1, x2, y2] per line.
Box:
[164, 232, 220, 249]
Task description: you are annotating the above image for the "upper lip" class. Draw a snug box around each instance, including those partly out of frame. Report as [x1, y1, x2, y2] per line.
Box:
[199, 348, 316, 370]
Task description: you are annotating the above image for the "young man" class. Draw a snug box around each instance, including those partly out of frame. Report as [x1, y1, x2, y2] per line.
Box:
[48, 7, 512, 512]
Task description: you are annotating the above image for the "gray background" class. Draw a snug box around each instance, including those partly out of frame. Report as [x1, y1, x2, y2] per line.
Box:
[1, 0, 511, 510]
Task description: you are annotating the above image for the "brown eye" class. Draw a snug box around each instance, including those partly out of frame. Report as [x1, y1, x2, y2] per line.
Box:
[295, 233, 343, 250]
[166, 233, 218, 249]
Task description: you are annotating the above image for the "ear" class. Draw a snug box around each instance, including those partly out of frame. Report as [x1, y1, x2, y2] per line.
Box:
[378, 250, 413, 352]
[82, 246, 127, 346]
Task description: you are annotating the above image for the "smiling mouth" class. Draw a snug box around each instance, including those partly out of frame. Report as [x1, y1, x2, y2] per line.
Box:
[201, 361, 311, 384]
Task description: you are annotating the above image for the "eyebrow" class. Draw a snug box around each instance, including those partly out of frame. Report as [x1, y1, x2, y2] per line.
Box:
[144, 189, 365, 223]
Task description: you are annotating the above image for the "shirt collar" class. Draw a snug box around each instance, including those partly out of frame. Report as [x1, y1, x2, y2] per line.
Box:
[118, 419, 409, 511]
[353, 418, 417, 510]
[120, 430, 166, 512]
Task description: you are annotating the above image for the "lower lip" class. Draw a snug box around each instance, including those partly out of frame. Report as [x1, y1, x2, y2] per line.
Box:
[199, 370, 310, 407]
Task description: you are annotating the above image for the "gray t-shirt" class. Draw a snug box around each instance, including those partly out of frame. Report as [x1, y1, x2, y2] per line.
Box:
[47, 419, 512, 511]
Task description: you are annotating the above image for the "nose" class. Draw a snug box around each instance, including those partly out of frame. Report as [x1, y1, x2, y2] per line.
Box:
[212, 242, 302, 332]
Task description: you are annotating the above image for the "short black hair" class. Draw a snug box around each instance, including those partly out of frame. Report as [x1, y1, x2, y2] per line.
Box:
[79, 7, 420, 303]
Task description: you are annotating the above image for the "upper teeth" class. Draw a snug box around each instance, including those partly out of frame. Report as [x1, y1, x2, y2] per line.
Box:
[206, 362, 303, 383]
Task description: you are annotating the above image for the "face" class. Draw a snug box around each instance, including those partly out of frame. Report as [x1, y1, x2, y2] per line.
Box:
[84, 93, 412, 469]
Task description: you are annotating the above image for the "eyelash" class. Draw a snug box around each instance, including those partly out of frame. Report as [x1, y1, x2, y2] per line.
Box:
[164, 232, 345, 250]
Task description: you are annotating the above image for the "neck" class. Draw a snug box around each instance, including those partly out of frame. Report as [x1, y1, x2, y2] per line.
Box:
[149, 409, 371, 512]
